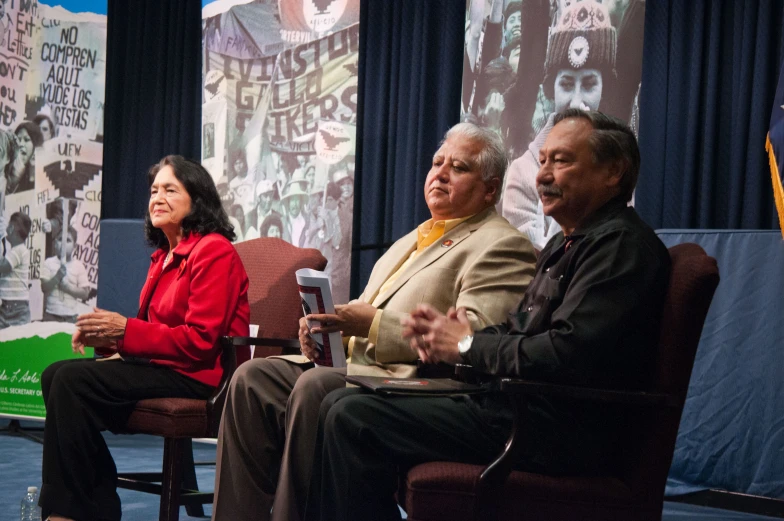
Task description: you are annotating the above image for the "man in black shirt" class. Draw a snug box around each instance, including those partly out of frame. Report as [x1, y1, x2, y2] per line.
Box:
[303, 109, 671, 521]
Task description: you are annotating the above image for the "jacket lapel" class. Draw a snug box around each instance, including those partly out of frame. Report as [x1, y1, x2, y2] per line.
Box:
[362, 230, 418, 304]
[370, 209, 494, 308]
[136, 233, 204, 319]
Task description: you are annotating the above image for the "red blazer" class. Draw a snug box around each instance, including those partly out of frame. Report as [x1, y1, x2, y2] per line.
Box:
[116, 232, 250, 387]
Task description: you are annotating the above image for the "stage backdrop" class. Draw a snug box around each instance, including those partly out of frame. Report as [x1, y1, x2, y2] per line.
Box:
[463, 0, 645, 251]
[202, 0, 359, 305]
[0, 0, 106, 420]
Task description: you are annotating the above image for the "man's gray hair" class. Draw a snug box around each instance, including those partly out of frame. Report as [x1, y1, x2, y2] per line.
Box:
[442, 122, 508, 191]
[553, 109, 640, 202]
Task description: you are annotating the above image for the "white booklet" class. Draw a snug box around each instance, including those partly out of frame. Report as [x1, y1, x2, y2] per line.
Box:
[295, 268, 347, 368]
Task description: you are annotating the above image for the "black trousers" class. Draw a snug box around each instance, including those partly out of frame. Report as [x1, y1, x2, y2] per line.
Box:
[40, 358, 213, 521]
[303, 388, 516, 521]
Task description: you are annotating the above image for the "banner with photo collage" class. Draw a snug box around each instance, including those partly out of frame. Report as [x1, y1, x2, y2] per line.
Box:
[463, 0, 645, 251]
[202, 0, 359, 305]
[0, 0, 105, 419]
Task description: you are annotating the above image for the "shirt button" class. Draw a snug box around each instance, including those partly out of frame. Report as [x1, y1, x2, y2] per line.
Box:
[527, 306, 533, 312]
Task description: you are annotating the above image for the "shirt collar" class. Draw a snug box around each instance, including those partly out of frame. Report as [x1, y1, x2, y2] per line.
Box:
[416, 214, 475, 251]
[150, 232, 204, 262]
[559, 198, 628, 244]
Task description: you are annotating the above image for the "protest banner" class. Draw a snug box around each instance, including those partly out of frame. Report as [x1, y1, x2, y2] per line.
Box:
[0, 1, 105, 420]
[203, 0, 359, 304]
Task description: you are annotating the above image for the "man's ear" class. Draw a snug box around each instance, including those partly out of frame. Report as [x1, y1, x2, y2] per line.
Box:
[485, 176, 501, 203]
[605, 160, 625, 189]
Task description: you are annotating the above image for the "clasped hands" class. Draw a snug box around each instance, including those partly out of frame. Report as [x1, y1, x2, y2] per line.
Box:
[71, 307, 128, 355]
[401, 304, 472, 366]
[298, 302, 376, 362]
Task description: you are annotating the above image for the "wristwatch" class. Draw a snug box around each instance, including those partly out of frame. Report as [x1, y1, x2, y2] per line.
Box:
[457, 334, 473, 355]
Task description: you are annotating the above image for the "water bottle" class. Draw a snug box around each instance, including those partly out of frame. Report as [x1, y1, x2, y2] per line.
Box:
[20, 486, 41, 521]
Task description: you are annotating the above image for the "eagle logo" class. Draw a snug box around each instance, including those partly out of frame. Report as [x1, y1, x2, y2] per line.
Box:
[344, 61, 359, 77]
[303, 0, 347, 33]
[568, 36, 589, 68]
[312, 0, 336, 15]
[318, 129, 351, 151]
[44, 161, 101, 200]
[203, 70, 226, 101]
[315, 121, 355, 165]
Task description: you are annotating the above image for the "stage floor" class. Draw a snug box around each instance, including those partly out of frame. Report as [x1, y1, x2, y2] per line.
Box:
[1, 420, 780, 521]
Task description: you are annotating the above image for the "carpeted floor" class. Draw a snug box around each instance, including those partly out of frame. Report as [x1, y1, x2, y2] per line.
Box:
[1, 420, 781, 521]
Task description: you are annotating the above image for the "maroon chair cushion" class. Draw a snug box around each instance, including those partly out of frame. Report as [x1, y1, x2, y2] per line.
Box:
[125, 398, 208, 439]
[405, 463, 638, 521]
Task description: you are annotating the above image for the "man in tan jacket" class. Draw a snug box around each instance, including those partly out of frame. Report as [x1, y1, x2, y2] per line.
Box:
[212, 123, 536, 521]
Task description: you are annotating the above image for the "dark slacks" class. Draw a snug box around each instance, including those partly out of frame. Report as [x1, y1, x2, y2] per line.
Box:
[304, 388, 515, 521]
[40, 358, 212, 521]
[212, 357, 347, 521]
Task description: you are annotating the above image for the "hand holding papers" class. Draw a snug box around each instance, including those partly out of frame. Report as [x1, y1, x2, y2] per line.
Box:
[296, 269, 347, 368]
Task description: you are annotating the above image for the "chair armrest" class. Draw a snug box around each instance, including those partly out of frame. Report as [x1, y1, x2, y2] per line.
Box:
[454, 364, 680, 407]
[221, 335, 301, 352]
[499, 378, 681, 408]
[461, 368, 680, 520]
[416, 360, 458, 379]
[205, 340, 239, 437]
[205, 335, 301, 436]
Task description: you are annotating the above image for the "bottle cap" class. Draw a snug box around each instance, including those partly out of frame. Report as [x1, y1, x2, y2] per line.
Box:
[27, 486, 38, 493]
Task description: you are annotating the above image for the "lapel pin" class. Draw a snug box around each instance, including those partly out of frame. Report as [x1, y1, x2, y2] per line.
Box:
[441, 239, 453, 248]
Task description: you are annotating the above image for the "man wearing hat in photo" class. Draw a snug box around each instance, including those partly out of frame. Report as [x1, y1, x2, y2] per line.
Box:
[503, 0, 522, 48]
[255, 178, 280, 229]
[281, 179, 309, 247]
[501, 0, 616, 251]
[212, 122, 537, 521]
[333, 168, 354, 210]
[216, 174, 234, 209]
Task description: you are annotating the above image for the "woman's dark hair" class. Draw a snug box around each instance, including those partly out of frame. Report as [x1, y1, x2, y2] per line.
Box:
[33, 114, 56, 138]
[260, 213, 284, 238]
[0, 129, 18, 178]
[229, 203, 245, 232]
[229, 148, 246, 171]
[15, 120, 44, 148]
[144, 155, 236, 248]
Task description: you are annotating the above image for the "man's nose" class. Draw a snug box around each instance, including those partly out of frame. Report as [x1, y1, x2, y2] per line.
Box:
[569, 92, 584, 109]
[536, 161, 553, 186]
[435, 163, 450, 180]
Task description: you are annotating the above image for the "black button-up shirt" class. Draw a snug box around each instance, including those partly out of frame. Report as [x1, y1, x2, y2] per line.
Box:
[464, 199, 671, 474]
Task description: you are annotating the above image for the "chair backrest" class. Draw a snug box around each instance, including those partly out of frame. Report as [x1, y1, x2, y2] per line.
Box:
[97, 219, 156, 317]
[233, 237, 327, 363]
[623, 243, 719, 504]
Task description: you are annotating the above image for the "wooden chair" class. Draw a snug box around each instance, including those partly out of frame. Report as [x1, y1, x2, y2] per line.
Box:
[402, 243, 720, 521]
[116, 238, 327, 521]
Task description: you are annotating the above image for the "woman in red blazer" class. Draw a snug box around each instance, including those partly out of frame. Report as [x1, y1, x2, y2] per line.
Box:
[39, 155, 250, 521]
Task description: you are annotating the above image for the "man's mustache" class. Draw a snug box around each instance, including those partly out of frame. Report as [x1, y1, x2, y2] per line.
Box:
[537, 183, 563, 197]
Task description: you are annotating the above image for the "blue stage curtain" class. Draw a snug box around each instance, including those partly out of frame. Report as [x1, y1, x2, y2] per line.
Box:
[352, 0, 464, 295]
[101, 0, 202, 221]
[637, 0, 784, 229]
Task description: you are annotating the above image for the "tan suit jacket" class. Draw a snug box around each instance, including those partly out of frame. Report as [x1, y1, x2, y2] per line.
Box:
[279, 208, 535, 377]
[347, 207, 536, 378]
